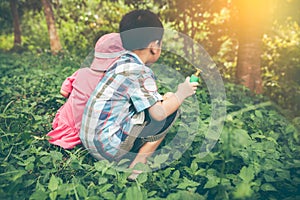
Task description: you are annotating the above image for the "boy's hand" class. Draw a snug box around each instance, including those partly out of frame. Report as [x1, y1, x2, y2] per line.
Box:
[149, 78, 198, 121]
[175, 77, 199, 104]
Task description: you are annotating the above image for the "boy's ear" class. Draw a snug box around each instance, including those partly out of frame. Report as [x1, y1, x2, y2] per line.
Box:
[149, 40, 160, 55]
[150, 49, 155, 55]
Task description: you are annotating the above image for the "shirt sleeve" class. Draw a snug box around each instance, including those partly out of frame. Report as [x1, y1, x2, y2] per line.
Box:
[61, 70, 79, 94]
[129, 71, 163, 113]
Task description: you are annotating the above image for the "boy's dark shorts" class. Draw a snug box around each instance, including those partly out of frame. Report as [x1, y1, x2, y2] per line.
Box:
[114, 110, 180, 161]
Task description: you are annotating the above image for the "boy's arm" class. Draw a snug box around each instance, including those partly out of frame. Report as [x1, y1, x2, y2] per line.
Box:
[148, 77, 198, 121]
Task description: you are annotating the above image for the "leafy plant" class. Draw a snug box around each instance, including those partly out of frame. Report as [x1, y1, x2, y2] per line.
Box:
[0, 52, 299, 200]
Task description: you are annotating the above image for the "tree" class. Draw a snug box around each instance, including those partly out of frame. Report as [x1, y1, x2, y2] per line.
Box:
[233, 0, 272, 94]
[235, 23, 264, 94]
[9, 0, 21, 50]
[163, 0, 230, 54]
[41, 0, 62, 54]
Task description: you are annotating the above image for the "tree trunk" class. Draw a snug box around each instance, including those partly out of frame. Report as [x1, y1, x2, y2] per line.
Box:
[41, 0, 62, 54]
[9, 0, 22, 50]
[236, 30, 263, 94]
[234, 0, 272, 94]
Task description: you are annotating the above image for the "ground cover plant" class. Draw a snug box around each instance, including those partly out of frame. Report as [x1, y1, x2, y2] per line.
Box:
[0, 52, 300, 200]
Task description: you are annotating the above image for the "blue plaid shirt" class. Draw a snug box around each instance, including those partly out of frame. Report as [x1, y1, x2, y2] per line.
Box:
[80, 52, 162, 159]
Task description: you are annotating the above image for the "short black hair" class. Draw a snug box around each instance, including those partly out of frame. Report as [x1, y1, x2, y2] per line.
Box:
[119, 10, 164, 51]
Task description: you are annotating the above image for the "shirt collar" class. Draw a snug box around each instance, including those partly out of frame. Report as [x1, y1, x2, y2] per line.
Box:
[125, 51, 145, 65]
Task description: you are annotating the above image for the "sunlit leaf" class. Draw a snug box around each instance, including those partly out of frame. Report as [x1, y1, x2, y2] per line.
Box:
[125, 186, 144, 200]
[48, 175, 59, 192]
[239, 166, 255, 182]
[233, 182, 253, 199]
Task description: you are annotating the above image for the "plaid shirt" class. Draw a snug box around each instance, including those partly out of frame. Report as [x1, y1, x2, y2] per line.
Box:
[80, 52, 162, 160]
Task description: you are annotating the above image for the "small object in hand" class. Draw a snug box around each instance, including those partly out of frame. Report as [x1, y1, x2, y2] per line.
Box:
[190, 69, 201, 83]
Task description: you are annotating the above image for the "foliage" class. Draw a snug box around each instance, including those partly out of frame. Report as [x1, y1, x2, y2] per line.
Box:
[0, 52, 300, 199]
[21, 10, 49, 53]
[1, 0, 300, 117]
[262, 19, 300, 117]
[53, 0, 133, 56]
[160, 0, 236, 81]
[0, 0, 12, 34]
[0, 34, 14, 51]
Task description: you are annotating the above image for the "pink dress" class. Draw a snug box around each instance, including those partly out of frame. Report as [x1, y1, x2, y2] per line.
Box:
[47, 32, 124, 149]
[47, 68, 104, 149]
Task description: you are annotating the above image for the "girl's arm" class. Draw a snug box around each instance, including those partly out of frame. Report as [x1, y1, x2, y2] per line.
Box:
[60, 89, 70, 98]
[60, 70, 79, 98]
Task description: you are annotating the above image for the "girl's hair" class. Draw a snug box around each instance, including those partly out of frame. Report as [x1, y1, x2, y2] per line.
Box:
[119, 9, 164, 51]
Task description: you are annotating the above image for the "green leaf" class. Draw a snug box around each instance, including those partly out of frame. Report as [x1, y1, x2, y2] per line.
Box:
[25, 163, 34, 171]
[117, 159, 131, 166]
[98, 184, 113, 193]
[172, 170, 180, 181]
[102, 192, 116, 199]
[116, 193, 124, 200]
[172, 150, 182, 160]
[105, 168, 116, 176]
[94, 160, 110, 171]
[239, 166, 255, 182]
[166, 190, 205, 200]
[276, 170, 291, 180]
[50, 151, 63, 161]
[177, 177, 200, 189]
[190, 161, 198, 172]
[133, 162, 151, 172]
[204, 175, 219, 189]
[154, 154, 169, 166]
[233, 182, 253, 199]
[23, 156, 35, 165]
[255, 110, 263, 118]
[30, 189, 48, 200]
[233, 129, 253, 147]
[261, 183, 277, 191]
[125, 186, 144, 200]
[11, 170, 27, 181]
[40, 156, 51, 165]
[195, 168, 206, 176]
[48, 175, 59, 192]
[162, 168, 174, 177]
[49, 191, 57, 200]
[148, 191, 157, 197]
[98, 177, 108, 185]
[57, 183, 72, 199]
[137, 173, 148, 184]
[263, 173, 276, 182]
[77, 184, 88, 198]
[70, 160, 82, 170]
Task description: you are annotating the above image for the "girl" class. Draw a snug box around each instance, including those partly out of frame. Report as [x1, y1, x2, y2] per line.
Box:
[47, 33, 125, 149]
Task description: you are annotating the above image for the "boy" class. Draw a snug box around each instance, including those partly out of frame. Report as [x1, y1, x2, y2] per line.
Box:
[80, 10, 198, 178]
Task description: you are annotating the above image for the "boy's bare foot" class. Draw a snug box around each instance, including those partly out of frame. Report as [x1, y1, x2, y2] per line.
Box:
[128, 158, 146, 181]
[127, 170, 143, 181]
